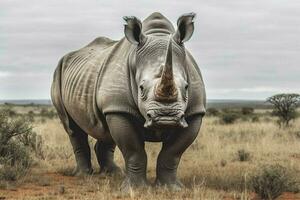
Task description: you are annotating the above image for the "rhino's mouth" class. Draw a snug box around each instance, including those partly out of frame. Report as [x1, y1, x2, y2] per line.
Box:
[144, 109, 188, 129]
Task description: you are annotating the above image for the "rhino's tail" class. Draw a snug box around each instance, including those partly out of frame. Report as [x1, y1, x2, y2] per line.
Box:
[50, 57, 73, 135]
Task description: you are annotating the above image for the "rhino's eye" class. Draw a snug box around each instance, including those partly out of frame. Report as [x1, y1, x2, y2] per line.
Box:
[183, 83, 188, 101]
[139, 84, 147, 100]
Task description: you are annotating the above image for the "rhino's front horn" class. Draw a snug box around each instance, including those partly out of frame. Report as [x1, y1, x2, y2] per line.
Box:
[155, 38, 178, 102]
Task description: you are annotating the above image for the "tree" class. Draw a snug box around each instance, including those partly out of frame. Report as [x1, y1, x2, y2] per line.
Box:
[266, 93, 300, 127]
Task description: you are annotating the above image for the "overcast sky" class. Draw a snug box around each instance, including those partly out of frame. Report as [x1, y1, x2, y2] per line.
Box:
[0, 0, 299, 100]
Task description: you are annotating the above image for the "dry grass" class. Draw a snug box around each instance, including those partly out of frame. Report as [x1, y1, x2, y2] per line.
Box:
[1, 107, 300, 199]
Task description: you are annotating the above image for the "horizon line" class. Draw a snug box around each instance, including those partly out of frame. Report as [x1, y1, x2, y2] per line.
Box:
[0, 98, 267, 101]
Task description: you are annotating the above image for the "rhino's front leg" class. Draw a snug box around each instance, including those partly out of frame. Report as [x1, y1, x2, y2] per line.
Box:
[106, 113, 148, 191]
[156, 115, 203, 190]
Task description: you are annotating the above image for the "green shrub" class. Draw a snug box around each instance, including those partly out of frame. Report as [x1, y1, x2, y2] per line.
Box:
[220, 159, 227, 167]
[39, 108, 57, 119]
[221, 112, 239, 124]
[250, 164, 299, 199]
[0, 108, 37, 181]
[0, 154, 30, 181]
[7, 109, 17, 117]
[27, 110, 35, 119]
[251, 116, 259, 122]
[241, 107, 254, 115]
[40, 117, 46, 124]
[221, 108, 230, 113]
[206, 108, 220, 116]
[237, 149, 250, 162]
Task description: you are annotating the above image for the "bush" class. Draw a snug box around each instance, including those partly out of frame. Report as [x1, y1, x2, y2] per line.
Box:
[220, 159, 227, 167]
[251, 116, 259, 122]
[27, 111, 35, 122]
[241, 107, 254, 115]
[250, 164, 299, 199]
[39, 108, 57, 119]
[237, 149, 250, 162]
[0, 146, 30, 181]
[206, 108, 220, 116]
[0, 108, 37, 181]
[221, 108, 230, 113]
[221, 112, 239, 124]
[7, 109, 17, 117]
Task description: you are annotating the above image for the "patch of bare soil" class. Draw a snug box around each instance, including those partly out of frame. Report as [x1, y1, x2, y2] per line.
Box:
[0, 172, 299, 200]
[222, 192, 300, 200]
[0, 173, 78, 199]
[276, 192, 300, 200]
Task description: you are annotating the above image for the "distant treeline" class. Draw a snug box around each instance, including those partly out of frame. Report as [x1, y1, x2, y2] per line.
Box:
[207, 99, 272, 109]
[0, 99, 272, 109]
[0, 100, 52, 106]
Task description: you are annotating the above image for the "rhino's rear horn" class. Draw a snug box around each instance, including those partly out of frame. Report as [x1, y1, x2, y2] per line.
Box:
[155, 38, 178, 102]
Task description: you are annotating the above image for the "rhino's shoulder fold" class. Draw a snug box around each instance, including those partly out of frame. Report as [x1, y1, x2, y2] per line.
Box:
[185, 51, 206, 117]
[95, 38, 143, 120]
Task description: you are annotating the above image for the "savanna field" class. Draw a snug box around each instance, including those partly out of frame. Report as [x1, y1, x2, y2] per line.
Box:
[0, 105, 300, 200]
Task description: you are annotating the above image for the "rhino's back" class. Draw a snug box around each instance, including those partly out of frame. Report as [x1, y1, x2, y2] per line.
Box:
[60, 37, 118, 139]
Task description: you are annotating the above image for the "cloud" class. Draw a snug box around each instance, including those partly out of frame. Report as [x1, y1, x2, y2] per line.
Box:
[208, 87, 300, 100]
[211, 87, 300, 93]
[0, 0, 300, 99]
[0, 71, 11, 77]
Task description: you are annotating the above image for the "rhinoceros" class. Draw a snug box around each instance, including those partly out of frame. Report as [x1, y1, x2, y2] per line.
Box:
[51, 12, 206, 191]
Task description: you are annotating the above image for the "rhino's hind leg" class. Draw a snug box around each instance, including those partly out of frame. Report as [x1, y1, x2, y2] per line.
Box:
[94, 140, 121, 175]
[68, 119, 93, 176]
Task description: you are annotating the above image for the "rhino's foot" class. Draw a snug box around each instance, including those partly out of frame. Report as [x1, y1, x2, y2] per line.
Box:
[120, 177, 149, 194]
[100, 164, 123, 176]
[155, 179, 184, 191]
[72, 167, 93, 177]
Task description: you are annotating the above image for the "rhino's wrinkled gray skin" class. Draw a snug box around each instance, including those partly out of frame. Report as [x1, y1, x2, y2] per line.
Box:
[51, 12, 206, 191]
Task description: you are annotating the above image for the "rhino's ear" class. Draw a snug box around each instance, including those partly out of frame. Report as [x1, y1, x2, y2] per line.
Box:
[173, 13, 196, 44]
[123, 16, 146, 45]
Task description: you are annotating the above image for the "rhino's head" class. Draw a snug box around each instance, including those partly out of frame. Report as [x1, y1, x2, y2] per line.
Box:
[124, 13, 196, 129]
